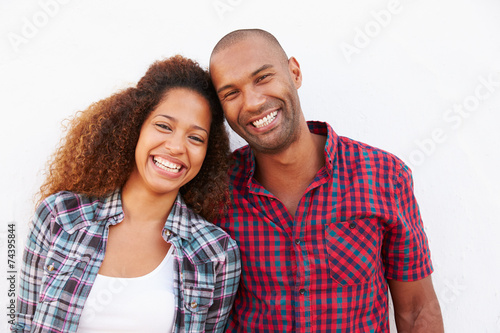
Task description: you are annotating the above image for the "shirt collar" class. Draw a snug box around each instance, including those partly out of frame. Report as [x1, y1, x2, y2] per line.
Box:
[306, 121, 338, 175]
[94, 189, 124, 221]
[242, 121, 339, 181]
[56, 190, 196, 241]
[56, 189, 124, 234]
[162, 193, 197, 241]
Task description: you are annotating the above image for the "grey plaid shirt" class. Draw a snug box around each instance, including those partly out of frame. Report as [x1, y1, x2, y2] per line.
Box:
[12, 190, 240, 333]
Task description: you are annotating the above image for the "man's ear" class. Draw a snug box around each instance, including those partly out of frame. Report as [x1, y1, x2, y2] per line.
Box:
[288, 56, 302, 89]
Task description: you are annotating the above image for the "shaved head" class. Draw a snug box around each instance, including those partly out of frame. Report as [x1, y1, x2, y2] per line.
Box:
[210, 29, 288, 65]
[209, 28, 304, 155]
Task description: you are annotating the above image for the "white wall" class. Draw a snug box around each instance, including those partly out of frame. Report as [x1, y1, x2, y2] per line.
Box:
[1, 0, 499, 331]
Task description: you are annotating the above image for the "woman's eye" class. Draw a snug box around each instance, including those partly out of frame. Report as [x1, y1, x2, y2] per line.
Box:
[189, 136, 205, 143]
[156, 123, 171, 131]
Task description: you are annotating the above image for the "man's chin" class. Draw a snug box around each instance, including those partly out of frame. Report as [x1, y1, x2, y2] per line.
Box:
[249, 137, 295, 155]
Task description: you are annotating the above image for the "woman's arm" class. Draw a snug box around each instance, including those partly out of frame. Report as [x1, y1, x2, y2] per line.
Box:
[11, 199, 54, 332]
[204, 237, 241, 333]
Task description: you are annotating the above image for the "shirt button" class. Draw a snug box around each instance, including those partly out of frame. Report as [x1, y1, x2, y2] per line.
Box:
[299, 288, 306, 295]
[295, 239, 301, 245]
[190, 301, 198, 308]
[349, 222, 356, 229]
[47, 264, 55, 271]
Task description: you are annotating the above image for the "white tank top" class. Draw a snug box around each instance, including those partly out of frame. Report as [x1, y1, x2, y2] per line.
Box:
[77, 246, 175, 333]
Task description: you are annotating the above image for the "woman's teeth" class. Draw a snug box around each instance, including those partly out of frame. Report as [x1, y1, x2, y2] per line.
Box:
[153, 156, 181, 173]
[252, 111, 277, 128]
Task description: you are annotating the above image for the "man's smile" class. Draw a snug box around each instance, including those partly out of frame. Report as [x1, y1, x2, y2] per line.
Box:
[251, 110, 278, 128]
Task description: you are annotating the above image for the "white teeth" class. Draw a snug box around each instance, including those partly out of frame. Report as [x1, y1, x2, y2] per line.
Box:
[153, 156, 181, 173]
[252, 111, 278, 128]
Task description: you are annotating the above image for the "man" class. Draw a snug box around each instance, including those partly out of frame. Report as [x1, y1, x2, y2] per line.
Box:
[210, 29, 443, 332]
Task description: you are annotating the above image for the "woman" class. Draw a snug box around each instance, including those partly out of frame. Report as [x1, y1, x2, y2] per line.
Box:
[12, 55, 240, 333]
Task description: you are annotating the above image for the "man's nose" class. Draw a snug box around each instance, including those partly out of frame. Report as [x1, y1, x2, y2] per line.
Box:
[242, 88, 266, 113]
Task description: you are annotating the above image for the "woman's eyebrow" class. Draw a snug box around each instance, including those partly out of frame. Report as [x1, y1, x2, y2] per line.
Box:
[157, 114, 208, 134]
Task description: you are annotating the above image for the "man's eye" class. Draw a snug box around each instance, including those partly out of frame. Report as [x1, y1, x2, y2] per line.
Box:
[224, 91, 237, 100]
[257, 74, 271, 82]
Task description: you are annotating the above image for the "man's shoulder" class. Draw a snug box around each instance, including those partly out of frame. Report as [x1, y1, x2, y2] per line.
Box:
[232, 144, 252, 161]
[336, 135, 407, 171]
[229, 145, 252, 177]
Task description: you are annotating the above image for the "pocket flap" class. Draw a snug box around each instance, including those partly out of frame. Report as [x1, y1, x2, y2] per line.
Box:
[183, 285, 214, 313]
[39, 252, 80, 302]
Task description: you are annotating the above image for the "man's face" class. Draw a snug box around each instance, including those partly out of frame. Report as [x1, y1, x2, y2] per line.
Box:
[210, 37, 303, 154]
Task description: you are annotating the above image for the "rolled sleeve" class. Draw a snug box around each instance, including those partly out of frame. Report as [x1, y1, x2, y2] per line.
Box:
[383, 163, 434, 281]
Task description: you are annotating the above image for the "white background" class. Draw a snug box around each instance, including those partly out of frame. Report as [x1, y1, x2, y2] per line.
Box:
[1, 0, 499, 331]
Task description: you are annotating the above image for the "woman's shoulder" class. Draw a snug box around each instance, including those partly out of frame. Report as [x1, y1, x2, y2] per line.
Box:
[39, 191, 97, 214]
[35, 191, 111, 233]
[173, 195, 234, 247]
[190, 212, 234, 244]
[181, 209, 238, 262]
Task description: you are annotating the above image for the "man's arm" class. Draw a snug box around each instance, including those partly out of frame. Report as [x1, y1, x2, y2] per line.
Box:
[388, 275, 444, 333]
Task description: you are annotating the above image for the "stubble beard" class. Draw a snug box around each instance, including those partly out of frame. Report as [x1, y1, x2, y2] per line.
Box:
[247, 104, 301, 155]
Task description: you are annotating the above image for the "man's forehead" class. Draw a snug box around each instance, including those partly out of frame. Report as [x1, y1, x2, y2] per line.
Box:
[210, 52, 277, 87]
[212, 33, 269, 55]
[210, 37, 282, 70]
[213, 38, 258, 60]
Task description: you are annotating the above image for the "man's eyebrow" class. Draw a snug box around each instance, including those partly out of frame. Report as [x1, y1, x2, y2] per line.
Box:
[251, 64, 273, 77]
[217, 64, 275, 95]
[217, 84, 234, 95]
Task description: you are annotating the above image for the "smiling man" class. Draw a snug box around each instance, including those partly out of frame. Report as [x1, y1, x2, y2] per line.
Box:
[210, 29, 444, 333]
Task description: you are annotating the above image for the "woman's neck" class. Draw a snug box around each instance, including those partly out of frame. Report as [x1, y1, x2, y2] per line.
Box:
[120, 178, 178, 229]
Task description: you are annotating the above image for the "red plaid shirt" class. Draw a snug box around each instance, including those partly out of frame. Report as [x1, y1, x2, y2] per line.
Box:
[215, 121, 433, 332]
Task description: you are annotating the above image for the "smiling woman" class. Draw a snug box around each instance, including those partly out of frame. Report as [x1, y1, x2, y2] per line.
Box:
[131, 88, 212, 199]
[37, 55, 230, 222]
[11, 55, 241, 333]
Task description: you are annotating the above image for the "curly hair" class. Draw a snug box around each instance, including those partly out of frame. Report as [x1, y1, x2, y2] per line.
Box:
[39, 55, 230, 221]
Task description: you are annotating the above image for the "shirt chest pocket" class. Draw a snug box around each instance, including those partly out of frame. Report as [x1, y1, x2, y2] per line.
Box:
[39, 252, 82, 303]
[324, 218, 382, 285]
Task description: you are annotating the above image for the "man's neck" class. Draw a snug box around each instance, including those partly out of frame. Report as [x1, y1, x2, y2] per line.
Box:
[253, 122, 326, 216]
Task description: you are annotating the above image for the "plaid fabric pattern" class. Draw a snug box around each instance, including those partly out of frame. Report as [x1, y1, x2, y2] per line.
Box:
[214, 121, 433, 333]
[12, 190, 240, 333]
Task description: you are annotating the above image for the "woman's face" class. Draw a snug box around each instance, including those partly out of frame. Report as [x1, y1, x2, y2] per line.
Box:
[130, 88, 212, 197]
